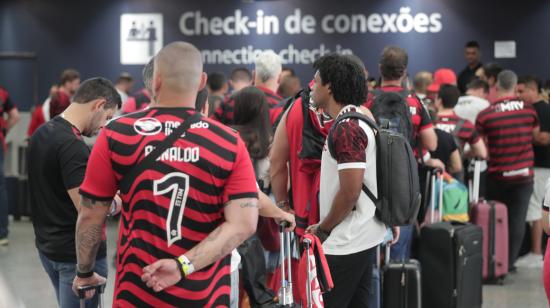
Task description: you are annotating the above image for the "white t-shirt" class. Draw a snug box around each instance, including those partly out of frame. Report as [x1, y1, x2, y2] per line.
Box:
[319, 106, 386, 256]
[454, 95, 490, 124]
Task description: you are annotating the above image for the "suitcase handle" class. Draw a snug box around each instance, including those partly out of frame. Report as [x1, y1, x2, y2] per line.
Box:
[77, 283, 106, 299]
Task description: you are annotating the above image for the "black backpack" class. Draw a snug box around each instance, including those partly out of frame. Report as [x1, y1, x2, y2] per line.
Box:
[328, 111, 421, 226]
[273, 88, 326, 161]
[370, 89, 414, 144]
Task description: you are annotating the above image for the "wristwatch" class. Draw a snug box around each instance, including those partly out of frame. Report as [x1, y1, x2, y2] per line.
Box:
[175, 255, 195, 279]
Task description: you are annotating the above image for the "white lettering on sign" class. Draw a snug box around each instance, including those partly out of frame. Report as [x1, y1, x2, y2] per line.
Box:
[179, 8, 443, 36]
[145, 145, 200, 163]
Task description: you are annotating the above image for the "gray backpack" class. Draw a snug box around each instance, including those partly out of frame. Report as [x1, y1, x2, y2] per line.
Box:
[328, 111, 421, 226]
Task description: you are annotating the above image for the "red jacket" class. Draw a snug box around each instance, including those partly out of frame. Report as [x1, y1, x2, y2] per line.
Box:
[298, 234, 334, 307]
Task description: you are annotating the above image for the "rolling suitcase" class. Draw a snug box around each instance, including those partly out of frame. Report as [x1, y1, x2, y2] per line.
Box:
[469, 159, 509, 283]
[368, 245, 381, 308]
[382, 245, 422, 308]
[77, 282, 106, 308]
[278, 222, 295, 307]
[419, 166, 483, 308]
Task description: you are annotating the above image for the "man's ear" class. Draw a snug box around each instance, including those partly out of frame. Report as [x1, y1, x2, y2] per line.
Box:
[92, 98, 106, 111]
[199, 72, 207, 92]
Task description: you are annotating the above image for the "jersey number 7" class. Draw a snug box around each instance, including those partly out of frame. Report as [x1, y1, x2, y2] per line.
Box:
[153, 172, 190, 247]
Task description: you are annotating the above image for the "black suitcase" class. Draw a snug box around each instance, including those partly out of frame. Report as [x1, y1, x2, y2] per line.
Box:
[383, 245, 422, 308]
[419, 221, 483, 308]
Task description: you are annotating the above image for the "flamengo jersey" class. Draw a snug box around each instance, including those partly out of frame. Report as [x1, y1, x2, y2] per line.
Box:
[211, 86, 283, 126]
[476, 97, 539, 182]
[79, 107, 258, 307]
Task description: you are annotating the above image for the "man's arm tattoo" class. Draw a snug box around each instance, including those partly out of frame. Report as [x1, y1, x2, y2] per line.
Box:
[80, 196, 112, 209]
[76, 224, 103, 273]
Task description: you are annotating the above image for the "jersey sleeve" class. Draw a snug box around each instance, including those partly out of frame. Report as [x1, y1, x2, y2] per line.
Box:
[332, 120, 368, 170]
[222, 136, 259, 203]
[59, 139, 90, 190]
[79, 129, 118, 201]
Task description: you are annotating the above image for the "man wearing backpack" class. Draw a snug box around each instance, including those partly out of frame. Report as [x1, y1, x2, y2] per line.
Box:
[305, 53, 399, 308]
[364, 46, 438, 261]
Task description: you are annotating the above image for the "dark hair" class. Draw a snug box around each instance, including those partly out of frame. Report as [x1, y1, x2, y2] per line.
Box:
[207, 72, 227, 92]
[60, 69, 80, 85]
[518, 75, 542, 93]
[438, 84, 461, 109]
[195, 87, 208, 112]
[483, 63, 503, 81]
[230, 67, 252, 82]
[116, 72, 133, 84]
[466, 78, 489, 93]
[379, 46, 408, 80]
[72, 77, 121, 109]
[232, 86, 271, 159]
[465, 40, 480, 49]
[313, 53, 367, 106]
[282, 67, 296, 76]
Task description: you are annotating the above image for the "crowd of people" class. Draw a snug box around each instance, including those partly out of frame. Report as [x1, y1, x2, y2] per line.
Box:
[1, 39, 550, 307]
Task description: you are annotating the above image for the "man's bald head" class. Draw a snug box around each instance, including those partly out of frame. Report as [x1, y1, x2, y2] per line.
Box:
[154, 42, 204, 99]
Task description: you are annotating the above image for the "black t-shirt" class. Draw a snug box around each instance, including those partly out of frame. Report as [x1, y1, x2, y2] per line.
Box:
[431, 128, 458, 168]
[457, 63, 482, 94]
[533, 101, 550, 168]
[28, 116, 106, 262]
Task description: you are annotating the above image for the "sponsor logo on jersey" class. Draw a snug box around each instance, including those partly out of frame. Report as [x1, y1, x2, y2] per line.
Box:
[134, 117, 163, 135]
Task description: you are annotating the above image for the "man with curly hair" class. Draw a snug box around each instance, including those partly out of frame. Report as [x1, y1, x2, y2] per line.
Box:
[305, 54, 396, 307]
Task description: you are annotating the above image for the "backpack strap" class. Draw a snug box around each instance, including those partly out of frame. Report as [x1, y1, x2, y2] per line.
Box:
[327, 111, 380, 205]
[119, 112, 202, 194]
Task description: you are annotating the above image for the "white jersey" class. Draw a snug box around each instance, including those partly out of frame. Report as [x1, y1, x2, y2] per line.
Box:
[454, 95, 490, 124]
[320, 106, 386, 256]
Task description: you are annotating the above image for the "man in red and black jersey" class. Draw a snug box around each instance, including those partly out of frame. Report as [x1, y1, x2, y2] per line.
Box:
[364, 46, 437, 154]
[434, 84, 487, 159]
[363, 46, 438, 261]
[0, 85, 20, 245]
[476, 70, 540, 271]
[50, 69, 81, 119]
[211, 50, 283, 126]
[73, 42, 259, 307]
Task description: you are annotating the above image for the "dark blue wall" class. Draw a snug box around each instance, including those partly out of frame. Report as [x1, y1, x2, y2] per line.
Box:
[1, 0, 549, 111]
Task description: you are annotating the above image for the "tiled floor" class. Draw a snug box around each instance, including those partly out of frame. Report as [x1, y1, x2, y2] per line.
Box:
[0, 219, 548, 308]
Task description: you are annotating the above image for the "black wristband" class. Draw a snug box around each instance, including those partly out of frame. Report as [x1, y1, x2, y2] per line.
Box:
[315, 226, 331, 243]
[77, 271, 94, 279]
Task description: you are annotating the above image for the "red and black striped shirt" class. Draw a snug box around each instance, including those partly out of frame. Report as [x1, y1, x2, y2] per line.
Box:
[211, 85, 283, 126]
[80, 107, 258, 307]
[435, 112, 480, 147]
[476, 96, 539, 182]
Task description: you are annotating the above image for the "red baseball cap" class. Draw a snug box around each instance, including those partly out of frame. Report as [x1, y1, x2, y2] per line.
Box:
[427, 68, 457, 93]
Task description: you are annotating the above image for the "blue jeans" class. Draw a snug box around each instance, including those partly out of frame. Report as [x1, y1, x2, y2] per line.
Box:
[0, 149, 8, 238]
[39, 251, 108, 308]
[390, 224, 414, 261]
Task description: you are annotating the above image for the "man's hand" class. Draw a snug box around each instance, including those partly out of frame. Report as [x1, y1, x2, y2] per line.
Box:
[72, 272, 106, 299]
[141, 259, 182, 292]
[275, 211, 296, 232]
[305, 223, 319, 235]
[391, 226, 400, 245]
[426, 158, 446, 171]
